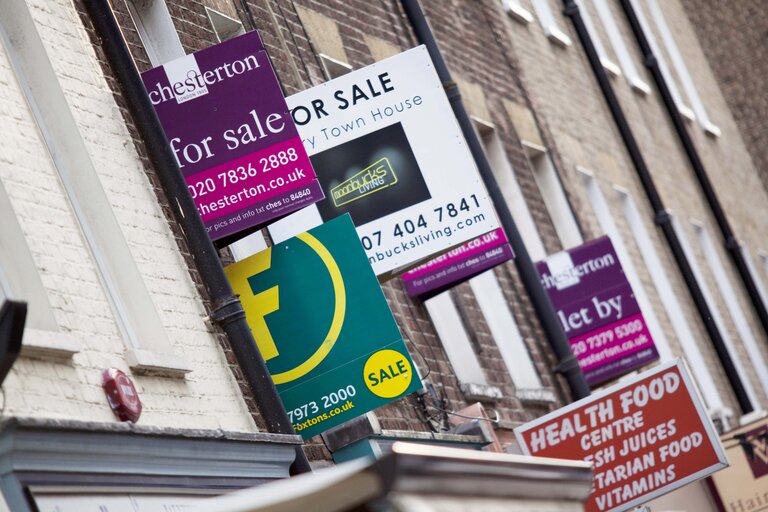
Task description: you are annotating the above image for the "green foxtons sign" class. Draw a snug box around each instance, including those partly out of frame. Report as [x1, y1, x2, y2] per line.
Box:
[225, 215, 421, 439]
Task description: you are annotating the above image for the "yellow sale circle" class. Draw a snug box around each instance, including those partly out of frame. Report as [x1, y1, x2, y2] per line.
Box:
[363, 349, 413, 398]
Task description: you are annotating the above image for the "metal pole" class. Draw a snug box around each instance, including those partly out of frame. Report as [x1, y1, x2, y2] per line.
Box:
[82, 0, 312, 473]
[401, 0, 591, 400]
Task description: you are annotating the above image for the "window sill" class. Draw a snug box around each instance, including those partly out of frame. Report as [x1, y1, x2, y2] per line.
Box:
[126, 348, 193, 378]
[600, 58, 622, 78]
[629, 77, 651, 96]
[546, 26, 572, 47]
[21, 328, 82, 361]
[460, 382, 504, 402]
[503, 1, 534, 24]
[703, 121, 721, 138]
[738, 409, 767, 427]
[678, 104, 696, 122]
[516, 387, 558, 404]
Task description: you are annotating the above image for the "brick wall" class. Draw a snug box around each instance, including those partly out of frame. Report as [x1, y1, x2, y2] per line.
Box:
[680, 0, 768, 193]
[65, 0, 768, 462]
[0, 0, 258, 432]
[497, 0, 768, 415]
[86, 0, 578, 459]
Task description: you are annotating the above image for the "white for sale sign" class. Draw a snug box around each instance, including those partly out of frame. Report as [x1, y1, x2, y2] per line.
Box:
[269, 46, 499, 277]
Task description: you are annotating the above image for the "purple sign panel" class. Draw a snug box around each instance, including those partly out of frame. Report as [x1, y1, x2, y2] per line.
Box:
[402, 228, 514, 297]
[141, 31, 323, 242]
[536, 236, 659, 387]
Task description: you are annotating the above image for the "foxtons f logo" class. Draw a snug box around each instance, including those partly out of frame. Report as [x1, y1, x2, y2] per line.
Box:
[330, 158, 397, 207]
[235, 232, 346, 385]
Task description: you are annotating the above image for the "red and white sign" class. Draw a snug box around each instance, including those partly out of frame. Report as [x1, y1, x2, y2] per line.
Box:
[515, 360, 727, 512]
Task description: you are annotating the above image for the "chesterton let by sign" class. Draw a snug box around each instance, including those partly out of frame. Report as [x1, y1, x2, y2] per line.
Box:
[515, 360, 727, 512]
[142, 31, 323, 242]
[536, 236, 659, 386]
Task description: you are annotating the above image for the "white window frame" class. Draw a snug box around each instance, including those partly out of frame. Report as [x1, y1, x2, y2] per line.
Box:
[692, 223, 768, 397]
[525, 143, 583, 250]
[478, 129, 555, 401]
[575, 0, 621, 76]
[625, 0, 694, 119]
[126, 0, 186, 66]
[481, 132, 547, 260]
[425, 294, 485, 385]
[578, 170, 672, 362]
[530, 0, 572, 47]
[0, 180, 82, 360]
[641, 0, 720, 135]
[205, 7, 246, 43]
[743, 249, 768, 316]
[1, 0, 190, 375]
[591, 0, 650, 94]
[611, 186, 728, 416]
[671, 215, 762, 415]
[501, 0, 534, 24]
[469, 271, 555, 402]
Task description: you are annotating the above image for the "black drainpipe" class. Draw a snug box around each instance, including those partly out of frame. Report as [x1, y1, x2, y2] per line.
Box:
[83, 0, 312, 473]
[619, 0, 768, 347]
[401, 0, 591, 400]
[561, 0, 753, 413]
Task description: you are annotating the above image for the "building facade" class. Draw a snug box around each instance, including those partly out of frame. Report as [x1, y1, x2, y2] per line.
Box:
[0, 0, 767, 510]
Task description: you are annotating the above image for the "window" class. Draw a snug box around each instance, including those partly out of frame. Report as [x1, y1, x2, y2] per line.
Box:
[469, 272, 554, 402]
[206, 7, 245, 43]
[530, 0, 572, 47]
[671, 216, 761, 413]
[479, 130, 554, 401]
[742, 249, 768, 308]
[424, 293, 502, 400]
[692, 223, 768, 397]
[575, 0, 621, 76]
[633, 0, 719, 135]
[1, 0, 189, 375]
[613, 187, 728, 416]
[590, 0, 650, 94]
[126, 0, 185, 66]
[525, 144, 583, 249]
[480, 131, 546, 260]
[578, 170, 673, 363]
[624, 0, 693, 120]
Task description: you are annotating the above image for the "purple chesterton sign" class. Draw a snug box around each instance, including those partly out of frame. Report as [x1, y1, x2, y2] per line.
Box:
[536, 236, 659, 387]
[402, 228, 514, 297]
[141, 31, 323, 242]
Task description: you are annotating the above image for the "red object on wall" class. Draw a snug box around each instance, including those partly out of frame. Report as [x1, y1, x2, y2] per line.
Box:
[102, 368, 142, 423]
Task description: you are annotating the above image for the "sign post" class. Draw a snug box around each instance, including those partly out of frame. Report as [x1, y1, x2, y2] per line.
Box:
[515, 360, 728, 512]
[225, 215, 422, 439]
[142, 31, 324, 243]
[269, 46, 500, 278]
[536, 236, 659, 386]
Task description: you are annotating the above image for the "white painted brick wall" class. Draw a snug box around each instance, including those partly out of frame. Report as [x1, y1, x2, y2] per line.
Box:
[0, 0, 257, 432]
